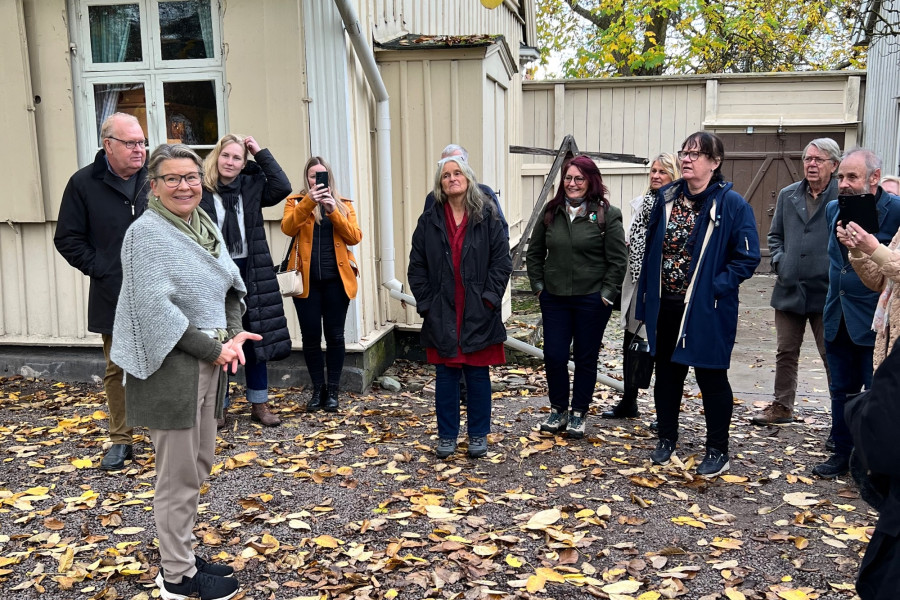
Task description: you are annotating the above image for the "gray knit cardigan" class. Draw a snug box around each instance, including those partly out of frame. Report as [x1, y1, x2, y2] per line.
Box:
[111, 211, 246, 429]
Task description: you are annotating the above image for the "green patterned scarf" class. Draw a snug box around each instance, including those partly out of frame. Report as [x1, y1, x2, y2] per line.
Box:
[148, 196, 221, 258]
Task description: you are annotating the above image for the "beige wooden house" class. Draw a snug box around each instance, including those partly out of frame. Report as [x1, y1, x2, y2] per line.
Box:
[0, 0, 536, 390]
[520, 71, 865, 260]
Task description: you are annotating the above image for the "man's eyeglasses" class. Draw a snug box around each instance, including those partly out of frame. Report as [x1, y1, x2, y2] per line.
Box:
[802, 156, 829, 165]
[564, 175, 586, 184]
[156, 173, 202, 188]
[677, 150, 708, 161]
[107, 136, 148, 150]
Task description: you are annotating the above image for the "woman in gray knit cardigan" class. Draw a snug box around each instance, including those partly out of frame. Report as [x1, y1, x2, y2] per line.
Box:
[111, 144, 260, 600]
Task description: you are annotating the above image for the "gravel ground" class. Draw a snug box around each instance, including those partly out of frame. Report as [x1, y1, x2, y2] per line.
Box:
[0, 321, 872, 600]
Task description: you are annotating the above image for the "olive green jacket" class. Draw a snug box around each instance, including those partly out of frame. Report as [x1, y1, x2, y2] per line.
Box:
[526, 202, 627, 300]
[124, 289, 245, 430]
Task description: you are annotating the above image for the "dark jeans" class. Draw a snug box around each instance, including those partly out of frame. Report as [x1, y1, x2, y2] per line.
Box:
[653, 298, 734, 453]
[857, 528, 900, 600]
[226, 258, 268, 407]
[434, 364, 491, 438]
[292, 277, 350, 387]
[540, 290, 613, 412]
[825, 317, 873, 457]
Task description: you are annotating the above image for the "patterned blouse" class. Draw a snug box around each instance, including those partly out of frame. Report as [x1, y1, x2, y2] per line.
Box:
[661, 195, 698, 296]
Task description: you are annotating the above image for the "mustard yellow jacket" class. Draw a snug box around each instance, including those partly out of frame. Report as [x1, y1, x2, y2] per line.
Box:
[280, 193, 362, 299]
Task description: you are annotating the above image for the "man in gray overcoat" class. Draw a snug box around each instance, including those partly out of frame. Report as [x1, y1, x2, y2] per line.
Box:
[751, 138, 840, 426]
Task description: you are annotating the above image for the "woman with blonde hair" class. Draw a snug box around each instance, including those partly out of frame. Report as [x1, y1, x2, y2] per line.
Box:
[602, 153, 680, 420]
[281, 157, 362, 413]
[200, 133, 292, 428]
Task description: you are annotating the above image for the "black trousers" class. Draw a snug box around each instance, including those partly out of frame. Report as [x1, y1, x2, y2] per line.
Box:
[857, 528, 900, 599]
[292, 277, 350, 387]
[653, 297, 734, 453]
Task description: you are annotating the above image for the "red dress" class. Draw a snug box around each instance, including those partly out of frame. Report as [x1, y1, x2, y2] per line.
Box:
[426, 203, 505, 367]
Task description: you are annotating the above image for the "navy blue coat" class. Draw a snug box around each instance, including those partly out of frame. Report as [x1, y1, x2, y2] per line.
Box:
[823, 188, 900, 346]
[636, 180, 761, 369]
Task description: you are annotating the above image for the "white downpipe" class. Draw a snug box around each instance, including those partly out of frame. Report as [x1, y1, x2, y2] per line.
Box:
[332, 0, 402, 294]
[330, 1, 622, 394]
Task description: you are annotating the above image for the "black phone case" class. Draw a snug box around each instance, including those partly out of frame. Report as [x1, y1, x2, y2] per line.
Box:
[315, 171, 329, 188]
[838, 194, 879, 234]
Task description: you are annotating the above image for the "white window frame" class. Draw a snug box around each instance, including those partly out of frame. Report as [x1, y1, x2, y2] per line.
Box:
[69, 0, 226, 166]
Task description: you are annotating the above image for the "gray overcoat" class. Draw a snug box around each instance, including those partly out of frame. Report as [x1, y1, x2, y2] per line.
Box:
[768, 177, 838, 314]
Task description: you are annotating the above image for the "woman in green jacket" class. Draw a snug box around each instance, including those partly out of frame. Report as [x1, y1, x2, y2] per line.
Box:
[526, 155, 627, 439]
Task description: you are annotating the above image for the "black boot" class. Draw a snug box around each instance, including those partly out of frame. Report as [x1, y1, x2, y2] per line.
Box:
[306, 384, 324, 413]
[601, 396, 638, 419]
[323, 384, 339, 413]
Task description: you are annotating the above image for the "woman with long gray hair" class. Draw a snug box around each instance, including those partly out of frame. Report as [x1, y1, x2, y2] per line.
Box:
[408, 156, 511, 459]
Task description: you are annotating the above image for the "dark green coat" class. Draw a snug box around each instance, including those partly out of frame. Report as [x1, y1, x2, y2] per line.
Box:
[526, 201, 627, 301]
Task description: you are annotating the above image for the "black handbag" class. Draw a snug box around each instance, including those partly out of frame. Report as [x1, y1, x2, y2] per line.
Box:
[625, 323, 653, 389]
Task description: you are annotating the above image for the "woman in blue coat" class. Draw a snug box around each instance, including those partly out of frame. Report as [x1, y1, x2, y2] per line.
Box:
[636, 131, 760, 476]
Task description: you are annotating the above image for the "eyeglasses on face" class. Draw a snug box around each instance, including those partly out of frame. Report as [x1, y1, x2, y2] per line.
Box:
[156, 173, 202, 188]
[564, 175, 586, 184]
[107, 136, 148, 150]
[802, 156, 829, 165]
[677, 150, 708, 161]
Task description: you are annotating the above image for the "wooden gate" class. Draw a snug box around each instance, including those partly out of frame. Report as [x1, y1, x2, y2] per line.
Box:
[717, 132, 845, 258]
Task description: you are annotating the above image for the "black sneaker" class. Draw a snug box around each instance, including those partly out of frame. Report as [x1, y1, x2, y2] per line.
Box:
[812, 453, 849, 479]
[155, 570, 238, 600]
[696, 448, 730, 477]
[540, 408, 569, 433]
[566, 411, 586, 439]
[650, 438, 676, 465]
[195, 555, 234, 578]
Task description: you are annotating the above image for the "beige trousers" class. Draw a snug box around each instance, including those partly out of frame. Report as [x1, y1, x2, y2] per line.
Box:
[101, 334, 133, 444]
[150, 360, 219, 583]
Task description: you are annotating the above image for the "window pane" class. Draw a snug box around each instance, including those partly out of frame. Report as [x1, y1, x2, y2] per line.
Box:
[89, 4, 142, 63]
[164, 80, 218, 145]
[159, 1, 215, 60]
[93, 83, 147, 140]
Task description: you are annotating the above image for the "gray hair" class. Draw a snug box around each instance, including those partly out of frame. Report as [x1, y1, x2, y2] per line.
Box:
[432, 157, 488, 222]
[100, 112, 141, 140]
[441, 144, 469, 162]
[146, 144, 203, 199]
[842, 147, 883, 180]
[804, 138, 841, 163]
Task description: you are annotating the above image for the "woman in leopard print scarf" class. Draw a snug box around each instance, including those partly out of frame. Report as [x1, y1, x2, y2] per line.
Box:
[601, 153, 680, 420]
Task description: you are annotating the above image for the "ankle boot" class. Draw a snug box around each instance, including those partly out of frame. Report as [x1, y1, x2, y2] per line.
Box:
[251, 402, 281, 426]
[306, 385, 325, 413]
[601, 396, 639, 419]
[323, 384, 339, 413]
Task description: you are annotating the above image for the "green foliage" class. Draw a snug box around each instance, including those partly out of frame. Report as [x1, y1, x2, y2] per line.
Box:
[534, 0, 866, 78]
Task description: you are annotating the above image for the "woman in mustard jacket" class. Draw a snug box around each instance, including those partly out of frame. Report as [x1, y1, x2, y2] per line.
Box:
[281, 157, 362, 412]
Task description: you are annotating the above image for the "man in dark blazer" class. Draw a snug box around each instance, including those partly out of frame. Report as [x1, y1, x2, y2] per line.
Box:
[54, 113, 149, 472]
[752, 138, 840, 426]
[814, 147, 900, 479]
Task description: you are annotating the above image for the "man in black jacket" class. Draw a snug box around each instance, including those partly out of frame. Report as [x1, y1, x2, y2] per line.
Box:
[54, 112, 149, 471]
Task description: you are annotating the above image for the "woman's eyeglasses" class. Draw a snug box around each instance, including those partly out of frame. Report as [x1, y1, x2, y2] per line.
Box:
[564, 175, 586, 184]
[156, 173, 202, 188]
[677, 150, 708, 161]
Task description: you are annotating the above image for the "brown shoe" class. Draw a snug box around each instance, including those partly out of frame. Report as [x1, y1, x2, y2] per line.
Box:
[750, 403, 793, 425]
[216, 413, 227, 430]
[250, 402, 281, 427]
